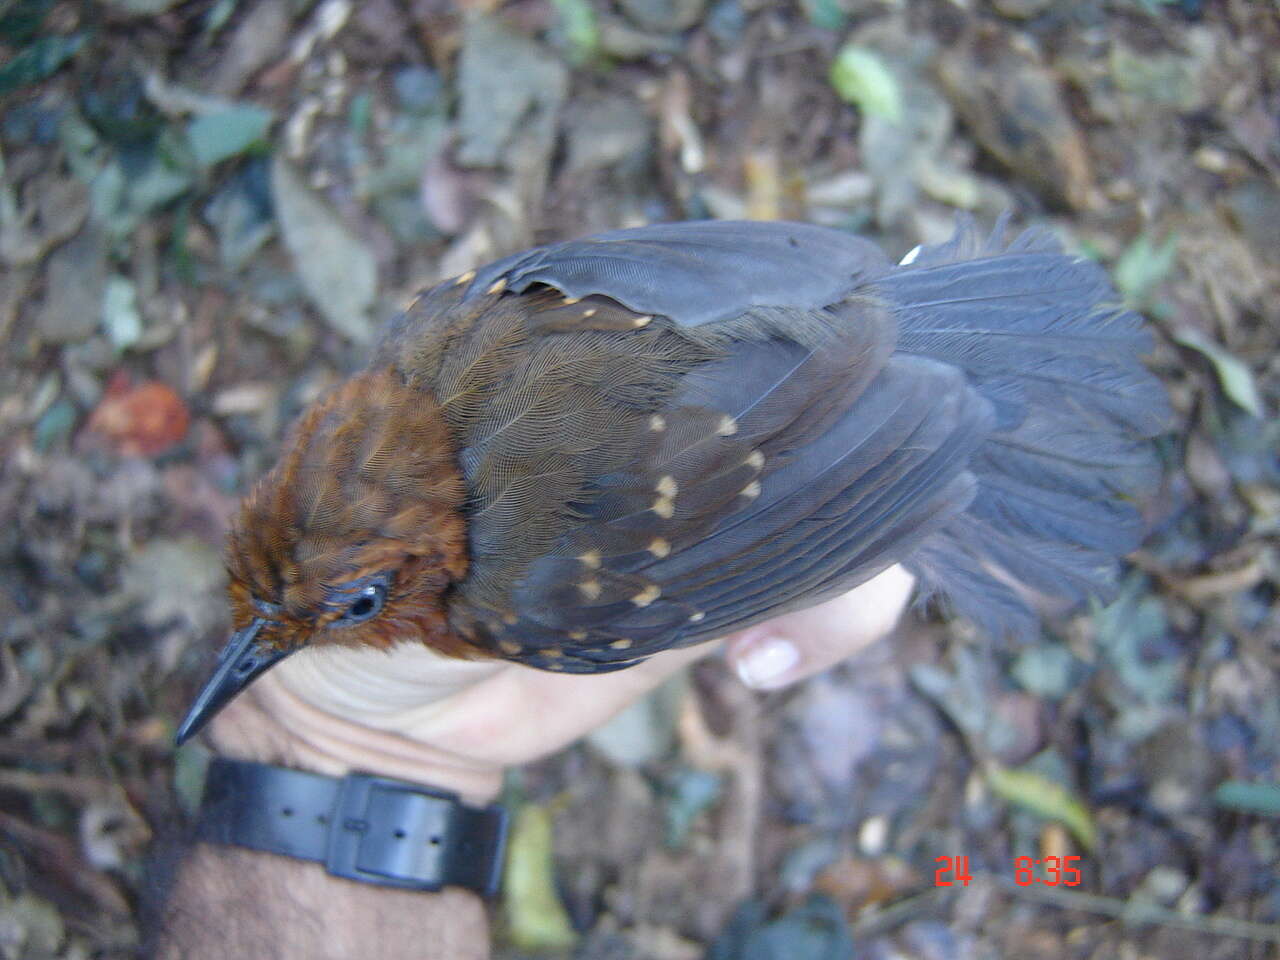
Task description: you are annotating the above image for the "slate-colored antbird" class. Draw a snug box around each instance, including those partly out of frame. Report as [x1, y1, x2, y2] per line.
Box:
[175, 218, 1169, 745]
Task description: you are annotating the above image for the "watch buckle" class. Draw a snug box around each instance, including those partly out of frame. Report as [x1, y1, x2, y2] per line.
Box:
[324, 773, 455, 890]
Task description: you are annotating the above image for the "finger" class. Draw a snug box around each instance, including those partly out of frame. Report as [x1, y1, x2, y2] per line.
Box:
[409, 642, 716, 767]
[725, 564, 915, 690]
[257, 638, 716, 770]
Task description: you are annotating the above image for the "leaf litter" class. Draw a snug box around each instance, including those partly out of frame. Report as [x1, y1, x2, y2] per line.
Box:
[0, 1, 1277, 957]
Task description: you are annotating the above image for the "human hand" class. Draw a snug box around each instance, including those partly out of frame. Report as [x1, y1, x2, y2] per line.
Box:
[206, 565, 915, 803]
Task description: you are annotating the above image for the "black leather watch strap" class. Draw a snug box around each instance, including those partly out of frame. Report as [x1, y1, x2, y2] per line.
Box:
[195, 757, 508, 897]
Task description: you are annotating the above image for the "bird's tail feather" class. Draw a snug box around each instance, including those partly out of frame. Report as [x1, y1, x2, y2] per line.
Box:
[870, 216, 1170, 638]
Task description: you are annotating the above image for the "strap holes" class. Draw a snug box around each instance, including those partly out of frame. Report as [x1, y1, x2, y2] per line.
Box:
[393, 829, 406, 839]
[281, 807, 294, 817]
[429, 836, 441, 845]
[317, 814, 328, 825]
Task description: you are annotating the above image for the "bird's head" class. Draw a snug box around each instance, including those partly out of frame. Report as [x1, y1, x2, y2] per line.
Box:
[175, 368, 470, 745]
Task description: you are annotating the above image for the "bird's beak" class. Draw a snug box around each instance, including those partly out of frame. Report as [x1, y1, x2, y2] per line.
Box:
[174, 618, 294, 746]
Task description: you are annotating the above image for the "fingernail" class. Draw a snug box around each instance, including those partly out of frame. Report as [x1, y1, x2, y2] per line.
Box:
[735, 637, 799, 689]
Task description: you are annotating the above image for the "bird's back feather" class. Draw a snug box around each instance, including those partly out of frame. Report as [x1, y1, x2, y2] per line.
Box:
[383, 218, 1168, 666]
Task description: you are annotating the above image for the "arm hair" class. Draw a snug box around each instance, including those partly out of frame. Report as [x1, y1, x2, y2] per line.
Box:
[153, 843, 489, 960]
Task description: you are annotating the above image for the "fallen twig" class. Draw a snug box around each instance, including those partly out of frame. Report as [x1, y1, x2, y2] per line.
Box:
[991, 874, 1280, 944]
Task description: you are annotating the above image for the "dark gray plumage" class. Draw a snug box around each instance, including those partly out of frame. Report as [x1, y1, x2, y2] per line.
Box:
[463, 220, 892, 326]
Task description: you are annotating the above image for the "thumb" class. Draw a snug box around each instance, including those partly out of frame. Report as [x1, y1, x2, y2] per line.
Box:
[724, 564, 916, 690]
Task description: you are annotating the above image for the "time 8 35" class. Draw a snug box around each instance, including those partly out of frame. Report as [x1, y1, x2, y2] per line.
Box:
[1015, 855, 1083, 886]
[935, 855, 1083, 886]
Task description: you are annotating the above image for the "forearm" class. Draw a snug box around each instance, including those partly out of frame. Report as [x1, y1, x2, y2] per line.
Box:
[155, 675, 502, 960]
[157, 844, 489, 960]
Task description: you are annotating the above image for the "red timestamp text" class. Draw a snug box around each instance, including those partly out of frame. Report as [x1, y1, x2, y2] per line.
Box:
[1014, 855, 1082, 886]
[934, 855, 1085, 887]
[934, 856, 973, 886]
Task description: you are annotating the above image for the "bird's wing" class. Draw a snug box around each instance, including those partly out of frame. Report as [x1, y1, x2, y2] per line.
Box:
[438, 217, 1166, 668]
[446, 294, 994, 673]
[460, 220, 892, 327]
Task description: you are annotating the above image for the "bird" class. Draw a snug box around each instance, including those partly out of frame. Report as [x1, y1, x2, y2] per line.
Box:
[175, 216, 1170, 746]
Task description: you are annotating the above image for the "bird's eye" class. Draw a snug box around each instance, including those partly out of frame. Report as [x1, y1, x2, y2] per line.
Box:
[339, 583, 386, 624]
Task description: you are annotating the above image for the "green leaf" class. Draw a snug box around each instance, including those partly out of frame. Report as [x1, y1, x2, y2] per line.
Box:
[550, 0, 599, 65]
[347, 91, 373, 138]
[57, 109, 106, 182]
[587, 672, 685, 767]
[187, 105, 273, 168]
[0, 32, 86, 95]
[1214, 781, 1280, 817]
[1093, 573, 1182, 708]
[0, 0, 55, 42]
[203, 0, 240, 34]
[987, 763, 1097, 851]
[800, 0, 845, 30]
[456, 15, 568, 168]
[101, 274, 142, 348]
[1113, 232, 1178, 306]
[502, 805, 578, 952]
[172, 743, 212, 818]
[830, 46, 902, 124]
[270, 154, 376, 342]
[1011, 644, 1077, 699]
[203, 164, 275, 271]
[99, 0, 183, 13]
[90, 152, 192, 241]
[708, 895, 854, 960]
[665, 768, 722, 847]
[33, 399, 75, 452]
[1172, 328, 1263, 418]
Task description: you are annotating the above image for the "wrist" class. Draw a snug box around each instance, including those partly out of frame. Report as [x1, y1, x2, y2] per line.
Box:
[205, 670, 504, 806]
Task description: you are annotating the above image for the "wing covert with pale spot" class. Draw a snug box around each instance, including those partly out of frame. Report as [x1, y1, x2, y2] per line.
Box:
[461, 220, 892, 327]
[422, 223, 994, 672]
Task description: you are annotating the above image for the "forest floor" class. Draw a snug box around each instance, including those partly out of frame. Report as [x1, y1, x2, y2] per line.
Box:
[1, 0, 1278, 957]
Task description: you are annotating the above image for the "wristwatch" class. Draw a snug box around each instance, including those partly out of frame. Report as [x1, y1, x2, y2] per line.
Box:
[195, 757, 509, 897]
